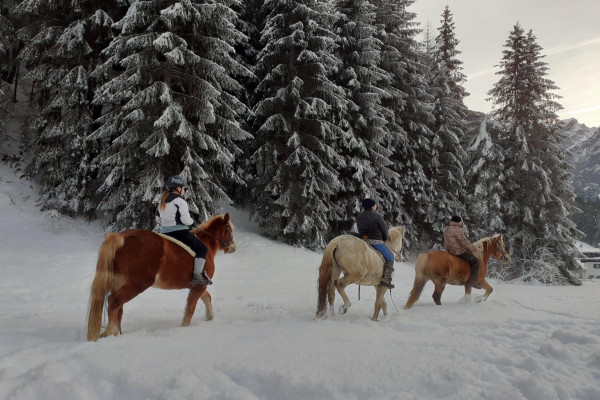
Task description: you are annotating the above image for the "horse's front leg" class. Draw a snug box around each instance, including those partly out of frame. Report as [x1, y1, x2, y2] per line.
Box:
[201, 291, 213, 320]
[334, 274, 361, 314]
[182, 286, 207, 326]
[371, 286, 388, 321]
[475, 279, 493, 303]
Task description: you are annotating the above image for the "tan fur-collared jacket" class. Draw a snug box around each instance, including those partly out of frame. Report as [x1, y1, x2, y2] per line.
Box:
[443, 221, 477, 255]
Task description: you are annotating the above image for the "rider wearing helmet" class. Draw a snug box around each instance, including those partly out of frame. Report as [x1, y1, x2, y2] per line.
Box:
[156, 175, 212, 286]
[356, 198, 395, 289]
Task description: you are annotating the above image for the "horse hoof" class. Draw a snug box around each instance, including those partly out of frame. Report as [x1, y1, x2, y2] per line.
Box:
[339, 305, 348, 314]
[475, 296, 486, 303]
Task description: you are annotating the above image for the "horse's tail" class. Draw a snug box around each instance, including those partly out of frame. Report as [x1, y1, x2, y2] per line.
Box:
[87, 233, 124, 341]
[316, 243, 338, 317]
[404, 253, 429, 309]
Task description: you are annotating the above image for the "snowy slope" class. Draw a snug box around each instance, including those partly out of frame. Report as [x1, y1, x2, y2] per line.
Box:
[1, 161, 600, 400]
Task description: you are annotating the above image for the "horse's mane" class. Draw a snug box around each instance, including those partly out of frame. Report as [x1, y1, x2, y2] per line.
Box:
[190, 214, 234, 234]
[388, 226, 406, 241]
[474, 236, 495, 247]
[473, 235, 504, 254]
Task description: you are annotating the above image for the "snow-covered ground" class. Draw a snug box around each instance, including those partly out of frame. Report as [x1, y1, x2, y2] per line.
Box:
[1, 161, 600, 400]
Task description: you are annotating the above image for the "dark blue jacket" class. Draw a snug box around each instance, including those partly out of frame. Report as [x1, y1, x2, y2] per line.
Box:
[357, 210, 389, 241]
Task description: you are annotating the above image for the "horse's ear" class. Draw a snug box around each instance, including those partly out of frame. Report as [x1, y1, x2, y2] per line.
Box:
[224, 213, 230, 224]
[212, 212, 216, 217]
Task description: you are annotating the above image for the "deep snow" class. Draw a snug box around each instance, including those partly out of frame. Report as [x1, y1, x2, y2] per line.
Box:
[1, 161, 599, 400]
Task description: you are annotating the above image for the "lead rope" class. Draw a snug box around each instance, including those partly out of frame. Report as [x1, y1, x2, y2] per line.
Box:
[388, 287, 399, 313]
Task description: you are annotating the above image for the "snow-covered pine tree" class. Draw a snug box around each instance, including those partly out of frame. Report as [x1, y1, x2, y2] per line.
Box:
[0, 13, 15, 136]
[329, 0, 396, 235]
[92, 0, 252, 231]
[466, 117, 505, 237]
[370, 0, 436, 246]
[14, 0, 126, 216]
[487, 23, 581, 284]
[228, 0, 263, 206]
[249, 0, 347, 248]
[426, 5, 469, 235]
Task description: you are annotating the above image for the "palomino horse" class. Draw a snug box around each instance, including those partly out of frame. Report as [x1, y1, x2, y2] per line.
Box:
[403, 235, 510, 309]
[315, 227, 406, 321]
[87, 214, 235, 341]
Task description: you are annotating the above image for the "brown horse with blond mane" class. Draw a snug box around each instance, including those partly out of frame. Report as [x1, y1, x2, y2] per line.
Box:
[87, 214, 235, 341]
[404, 235, 510, 309]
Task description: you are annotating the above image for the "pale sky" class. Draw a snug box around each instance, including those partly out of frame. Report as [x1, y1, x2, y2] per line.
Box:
[408, 0, 600, 128]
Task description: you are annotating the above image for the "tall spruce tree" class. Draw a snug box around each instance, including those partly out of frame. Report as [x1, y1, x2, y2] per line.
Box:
[330, 0, 396, 235]
[249, 0, 347, 248]
[371, 0, 436, 246]
[488, 23, 581, 284]
[92, 0, 252, 231]
[427, 5, 468, 234]
[14, 0, 126, 216]
[229, 0, 263, 206]
[0, 13, 15, 136]
[466, 117, 506, 236]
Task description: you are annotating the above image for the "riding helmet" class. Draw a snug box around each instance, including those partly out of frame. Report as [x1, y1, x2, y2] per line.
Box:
[451, 215, 462, 223]
[164, 175, 187, 191]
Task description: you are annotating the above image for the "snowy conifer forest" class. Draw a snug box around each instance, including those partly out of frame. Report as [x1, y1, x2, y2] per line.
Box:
[0, 0, 590, 285]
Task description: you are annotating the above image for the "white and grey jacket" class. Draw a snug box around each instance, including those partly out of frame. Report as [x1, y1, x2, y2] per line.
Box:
[156, 193, 194, 233]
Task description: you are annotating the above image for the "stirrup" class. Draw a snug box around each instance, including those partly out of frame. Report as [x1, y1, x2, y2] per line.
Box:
[192, 271, 213, 286]
[379, 279, 394, 289]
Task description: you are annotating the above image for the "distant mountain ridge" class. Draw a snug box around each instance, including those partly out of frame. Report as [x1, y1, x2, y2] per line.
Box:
[560, 118, 600, 199]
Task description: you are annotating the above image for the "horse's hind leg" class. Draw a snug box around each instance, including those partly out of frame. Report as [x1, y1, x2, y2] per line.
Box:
[334, 273, 361, 314]
[327, 265, 342, 315]
[182, 286, 207, 326]
[432, 279, 446, 305]
[102, 283, 148, 337]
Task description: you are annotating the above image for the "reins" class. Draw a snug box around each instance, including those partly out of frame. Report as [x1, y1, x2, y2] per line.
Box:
[198, 225, 233, 249]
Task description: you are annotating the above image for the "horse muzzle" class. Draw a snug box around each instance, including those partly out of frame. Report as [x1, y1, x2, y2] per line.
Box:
[224, 242, 237, 253]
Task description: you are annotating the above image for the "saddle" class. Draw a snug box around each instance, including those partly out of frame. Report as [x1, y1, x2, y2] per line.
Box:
[157, 233, 196, 257]
[346, 232, 386, 263]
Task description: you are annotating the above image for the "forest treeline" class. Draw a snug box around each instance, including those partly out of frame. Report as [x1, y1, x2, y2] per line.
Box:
[0, 1, 582, 284]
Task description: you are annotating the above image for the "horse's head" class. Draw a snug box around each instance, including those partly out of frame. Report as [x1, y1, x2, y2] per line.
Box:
[192, 213, 236, 253]
[492, 235, 510, 262]
[387, 226, 406, 262]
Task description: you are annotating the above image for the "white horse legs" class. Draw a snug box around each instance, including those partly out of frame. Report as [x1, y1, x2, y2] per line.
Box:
[371, 286, 388, 321]
[334, 273, 362, 314]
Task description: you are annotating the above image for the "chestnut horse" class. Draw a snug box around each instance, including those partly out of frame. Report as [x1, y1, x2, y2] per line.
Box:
[87, 214, 235, 341]
[315, 226, 406, 321]
[404, 235, 510, 309]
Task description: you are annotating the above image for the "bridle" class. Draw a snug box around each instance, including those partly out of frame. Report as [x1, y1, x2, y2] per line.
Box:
[198, 224, 234, 249]
[493, 237, 510, 262]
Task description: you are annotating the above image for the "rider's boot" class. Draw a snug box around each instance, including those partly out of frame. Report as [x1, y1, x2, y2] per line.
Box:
[467, 259, 481, 289]
[379, 259, 395, 289]
[192, 258, 213, 286]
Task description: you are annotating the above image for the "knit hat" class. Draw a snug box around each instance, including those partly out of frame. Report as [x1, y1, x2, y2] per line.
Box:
[451, 215, 462, 223]
[362, 198, 377, 210]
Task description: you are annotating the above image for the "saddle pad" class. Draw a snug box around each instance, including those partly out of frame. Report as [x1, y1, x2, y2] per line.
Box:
[158, 233, 196, 257]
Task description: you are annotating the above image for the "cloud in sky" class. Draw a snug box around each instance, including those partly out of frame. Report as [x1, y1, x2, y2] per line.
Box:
[546, 36, 600, 56]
